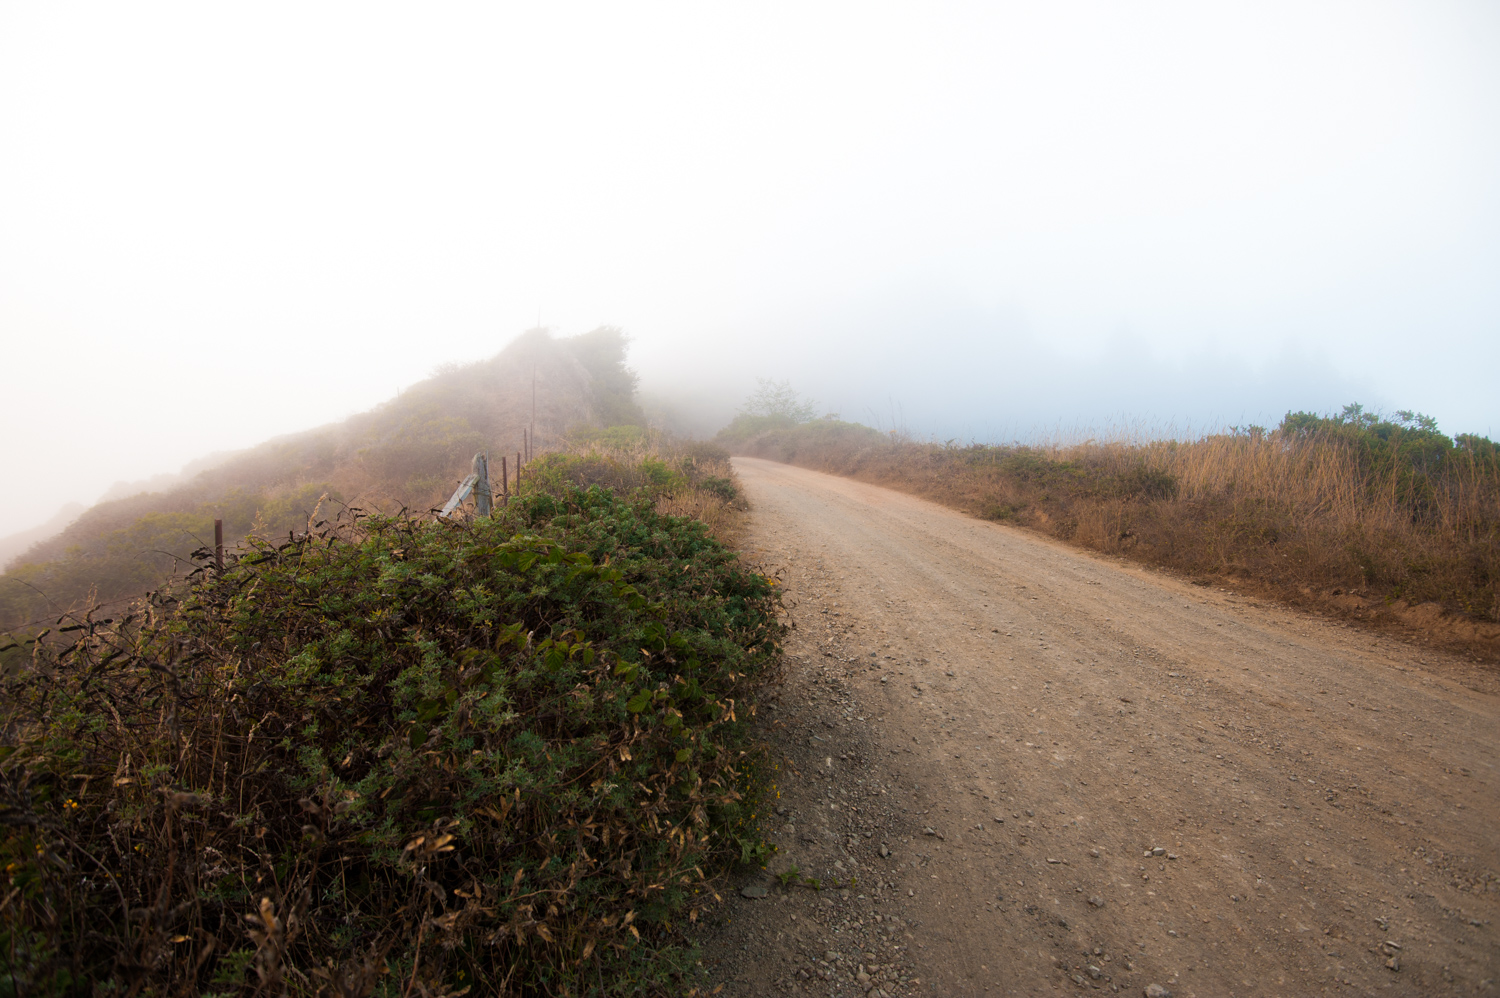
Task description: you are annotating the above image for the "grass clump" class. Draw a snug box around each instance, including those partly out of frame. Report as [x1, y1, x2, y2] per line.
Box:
[0, 482, 783, 995]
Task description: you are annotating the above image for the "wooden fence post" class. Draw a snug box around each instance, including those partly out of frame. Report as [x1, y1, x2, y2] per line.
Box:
[214, 519, 224, 572]
[438, 472, 478, 518]
[473, 452, 492, 517]
[501, 455, 509, 505]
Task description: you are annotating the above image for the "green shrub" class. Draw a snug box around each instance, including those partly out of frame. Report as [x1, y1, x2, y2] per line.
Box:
[697, 478, 738, 503]
[0, 485, 783, 996]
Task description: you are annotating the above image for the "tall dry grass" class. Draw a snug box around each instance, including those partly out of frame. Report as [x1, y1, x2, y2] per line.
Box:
[724, 416, 1500, 655]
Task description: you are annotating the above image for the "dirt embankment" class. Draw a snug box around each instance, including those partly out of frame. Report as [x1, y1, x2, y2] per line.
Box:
[697, 458, 1498, 998]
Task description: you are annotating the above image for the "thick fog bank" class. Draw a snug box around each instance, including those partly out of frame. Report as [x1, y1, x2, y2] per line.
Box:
[639, 312, 1470, 446]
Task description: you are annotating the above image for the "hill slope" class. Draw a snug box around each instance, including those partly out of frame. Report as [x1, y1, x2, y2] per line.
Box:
[0, 503, 84, 573]
[0, 327, 643, 631]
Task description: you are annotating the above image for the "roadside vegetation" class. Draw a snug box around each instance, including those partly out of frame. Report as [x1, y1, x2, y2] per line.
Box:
[1, 445, 782, 996]
[548, 429, 746, 547]
[1, 334, 786, 994]
[721, 388, 1500, 656]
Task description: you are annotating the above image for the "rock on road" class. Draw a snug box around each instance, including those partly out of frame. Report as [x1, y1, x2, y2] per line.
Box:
[703, 457, 1498, 997]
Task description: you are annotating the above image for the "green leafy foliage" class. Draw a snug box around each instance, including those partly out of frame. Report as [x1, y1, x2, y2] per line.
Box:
[0, 483, 783, 995]
[696, 477, 738, 503]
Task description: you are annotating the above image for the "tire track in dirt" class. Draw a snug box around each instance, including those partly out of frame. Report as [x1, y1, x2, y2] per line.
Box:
[699, 458, 1498, 997]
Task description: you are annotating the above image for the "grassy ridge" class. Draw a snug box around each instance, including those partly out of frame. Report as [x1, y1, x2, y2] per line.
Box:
[0, 328, 640, 633]
[720, 406, 1500, 654]
[0, 460, 781, 996]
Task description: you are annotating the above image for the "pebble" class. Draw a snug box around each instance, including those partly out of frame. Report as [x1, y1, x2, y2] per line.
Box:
[1144, 986, 1173, 998]
[741, 885, 768, 899]
[1088, 896, 1105, 908]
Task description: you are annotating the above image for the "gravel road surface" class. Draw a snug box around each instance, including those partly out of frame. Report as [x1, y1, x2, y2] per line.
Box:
[698, 458, 1498, 997]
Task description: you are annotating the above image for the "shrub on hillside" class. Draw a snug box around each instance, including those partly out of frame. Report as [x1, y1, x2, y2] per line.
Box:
[0, 485, 783, 996]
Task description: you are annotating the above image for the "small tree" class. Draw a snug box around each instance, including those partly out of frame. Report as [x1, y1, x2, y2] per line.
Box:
[740, 378, 818, 423]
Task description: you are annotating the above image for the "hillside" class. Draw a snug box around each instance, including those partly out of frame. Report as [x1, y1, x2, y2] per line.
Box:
[0, 504, 84, 574]
[0, 327, 644, 632]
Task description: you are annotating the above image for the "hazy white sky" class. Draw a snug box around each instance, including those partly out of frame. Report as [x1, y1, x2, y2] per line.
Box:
[2, 2, 1497, 533]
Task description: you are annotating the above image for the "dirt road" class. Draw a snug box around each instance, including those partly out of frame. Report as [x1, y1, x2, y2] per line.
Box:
[698, 458, 1498, 997]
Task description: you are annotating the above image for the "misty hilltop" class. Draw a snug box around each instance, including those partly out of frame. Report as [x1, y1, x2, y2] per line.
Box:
[0, 327, 642, 631]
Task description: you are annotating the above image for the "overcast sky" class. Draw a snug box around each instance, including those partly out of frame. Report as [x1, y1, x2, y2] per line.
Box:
[2, 2, 1497, 534]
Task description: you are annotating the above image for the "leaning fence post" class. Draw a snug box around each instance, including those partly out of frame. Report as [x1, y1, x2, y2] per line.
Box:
[214, 519, 223, 572]
[473, 452, 492, 517]
[438, 472, 478, 518]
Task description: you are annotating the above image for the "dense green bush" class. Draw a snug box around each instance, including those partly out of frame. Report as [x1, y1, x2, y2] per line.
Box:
[0, 484, 782, 996]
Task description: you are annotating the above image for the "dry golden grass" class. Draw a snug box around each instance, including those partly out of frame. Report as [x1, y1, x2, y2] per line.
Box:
[725, 417, 1500, 659]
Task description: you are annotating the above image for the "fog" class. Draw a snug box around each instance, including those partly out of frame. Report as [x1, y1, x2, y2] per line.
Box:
[2, 2, 1497, 536]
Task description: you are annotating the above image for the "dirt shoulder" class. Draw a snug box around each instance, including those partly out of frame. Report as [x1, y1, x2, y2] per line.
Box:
[696, 458, 1498, 997]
